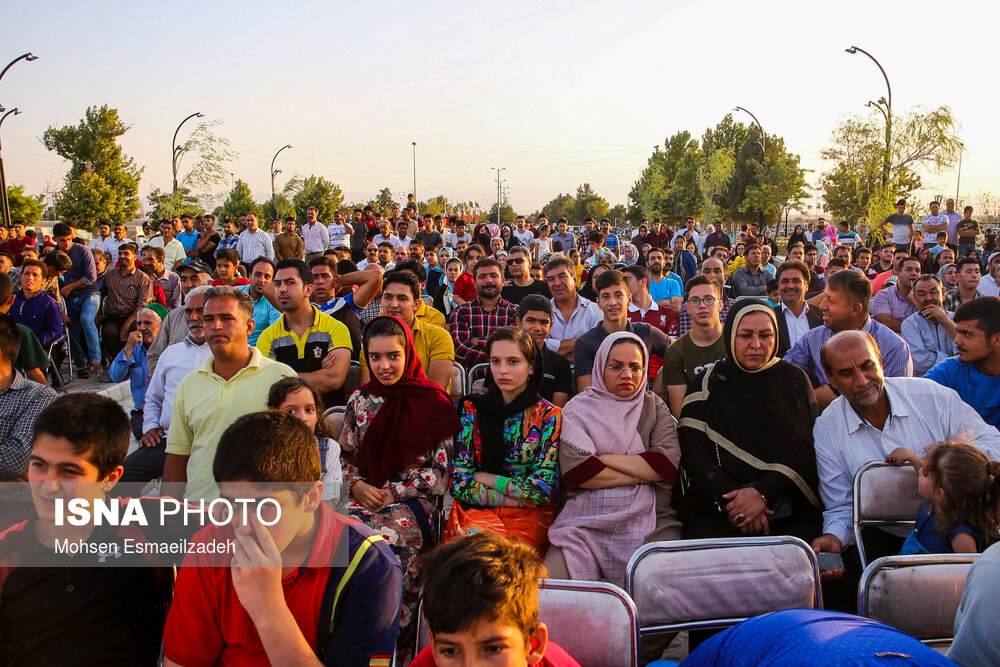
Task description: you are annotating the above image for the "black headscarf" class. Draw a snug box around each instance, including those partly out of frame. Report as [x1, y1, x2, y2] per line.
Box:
[678, 299, 821, 528]
[469, 335, 545, 475]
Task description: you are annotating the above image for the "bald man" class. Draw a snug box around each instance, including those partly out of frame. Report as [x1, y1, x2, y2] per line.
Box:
[810, 330, 1000, 586]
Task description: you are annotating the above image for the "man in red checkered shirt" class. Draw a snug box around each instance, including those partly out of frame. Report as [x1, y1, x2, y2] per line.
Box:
[450, 257, 517, 369]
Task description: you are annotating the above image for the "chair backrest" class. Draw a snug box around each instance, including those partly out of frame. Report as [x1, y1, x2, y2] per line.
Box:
[415, 579, 641, 667]
[323, 406, 346, 441]
[421, 295, 434, 306]
[853, 462, 921, 568]
[466, 363, 489, 396]
[625, 537, 822, 635]
[449, 362, 465, 400]
[343, 360, 361, 399]
[859, 554, 977, 645]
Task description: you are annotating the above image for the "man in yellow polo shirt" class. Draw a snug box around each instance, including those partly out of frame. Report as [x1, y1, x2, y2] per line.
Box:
[361, 271, 454, 390]
[164, 286, 296, 500]
[255, 259, 353, 407]
[391, 259, 447, 328]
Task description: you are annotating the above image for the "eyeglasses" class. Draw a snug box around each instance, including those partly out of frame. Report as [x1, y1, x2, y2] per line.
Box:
[366, 247, 377, 253]
[607, 363, 644, 376]
[508, 257, 526, 265]
[687, 296, 718, 307]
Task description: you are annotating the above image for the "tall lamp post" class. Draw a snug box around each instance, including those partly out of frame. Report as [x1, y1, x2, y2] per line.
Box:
[0, 53, 38, 84]
[491, 167, 506, 226]
[733, 106, 766, 228]
[846, 46, 892, 188]
[171, 112, 203, 194]
[0, 108, 22, 227]
[411, 142, 417, 214]
[270, 144, 293, 198]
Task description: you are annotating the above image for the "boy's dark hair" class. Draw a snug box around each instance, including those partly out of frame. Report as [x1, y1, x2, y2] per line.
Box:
[213, 411, 321, 498]
[827, 268, 872, 310]
[215, 248, 241, 266]
[382, 270, 421, 301]
[622, 264, 650, 283]
[418, 532, 546, 642]
[0, 272, 11, 304]
[587, 231, 604, 245]
[275, 258, 312, 285]
[0, 250, 12, 265]
[954, 297, 1000, 338]
[32, 393, 129, 479]
[307, 254, 339, 276]
[51, 222, 73, 238]
[517, 294, 552, 320]
[0, 313, 21, 363]
[956, 256, 981, 273]
[594, 268, 627, 294]
[473, 257, 502, 278]
[45, 251, 72, 273]
[392, 259, 426, 284]
[249, 256, 276, 274]
[766, 278, 779, 293]
[685, 274, 719, 296]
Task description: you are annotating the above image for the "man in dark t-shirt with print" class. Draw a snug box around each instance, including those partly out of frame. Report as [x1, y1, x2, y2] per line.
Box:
[882, 199, 915, 250]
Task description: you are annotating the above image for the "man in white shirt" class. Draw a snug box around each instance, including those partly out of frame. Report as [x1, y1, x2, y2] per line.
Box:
[147, 219, 187, 270]
[326, 209, 353, 249]
[978, 253, 1000, 297]
[774, 261, 823, 357]
[543, 257, 601, 363]
[513, 216, 534, 247]
[124, 286, 212, 483]
[447, 220, 473, 248]
[942, 197, 963, 245]
[235, 212, 275, 263]
[301, 206, 329, 257]
[920, 200, 950, 250]
[811, 330, 1000, 577]
[372, 219, 401, 248]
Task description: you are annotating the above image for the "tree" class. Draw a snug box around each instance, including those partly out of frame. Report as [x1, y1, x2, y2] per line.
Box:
[484, 202, 517, 227]
[606, 204, 627, 224]
[291, 175, 344, 223]
[174, 119, 237, 195]
[820, 106, 962, 234]
[42, 105, 143, 227]
[147, 186, 201, 221]
[627, 131, 702, 224]
[372, 187, 398, 217]
[217, 179, 259, 223]
[260, 194, 295, 223]
[540, 193, 575, 223]
[975, 192, 1000, 225]
[5, 184, 44, 225]
[574, 183, 610, 223]
[416, 195, 450, 216]
[697, 149, 735, 230]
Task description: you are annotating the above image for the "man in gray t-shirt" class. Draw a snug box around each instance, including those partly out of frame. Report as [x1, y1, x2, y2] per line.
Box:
[882, 199, 914, 248]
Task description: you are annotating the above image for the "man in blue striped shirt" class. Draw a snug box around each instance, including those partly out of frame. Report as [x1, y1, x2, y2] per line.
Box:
[235, 212, 275, 264]
[784, 269, 912, 410]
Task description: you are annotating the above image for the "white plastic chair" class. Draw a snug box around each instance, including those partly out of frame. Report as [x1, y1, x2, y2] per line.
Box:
[421, 295, 434, 306]
[625, 536, 822, 637]
[449, 361, 465, 401]
[466, 362, 489, 395]
[858, 553, 978, 648]
[415, 579, 641, 666]
[853, 461, 921, 568]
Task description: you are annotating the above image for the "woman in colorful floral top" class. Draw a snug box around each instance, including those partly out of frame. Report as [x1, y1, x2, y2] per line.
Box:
[340, 316, 460, 657]
[445, 326, 562, 555]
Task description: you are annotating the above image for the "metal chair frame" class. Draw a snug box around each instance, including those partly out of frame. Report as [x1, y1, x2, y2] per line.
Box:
[853, 461, 920, 569]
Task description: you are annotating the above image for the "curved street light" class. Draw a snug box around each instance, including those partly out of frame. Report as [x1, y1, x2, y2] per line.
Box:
[733, 106, 766, 155]
[270, 144, 293, 198]
[171, 112, 204, 193]
[0, 52, 38, 84]
[866, 99, 888, 122]
[0, 107, 23, 226]
[846, 46, 892, 188]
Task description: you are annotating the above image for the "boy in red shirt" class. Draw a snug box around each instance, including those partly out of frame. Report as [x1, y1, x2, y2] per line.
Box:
[163, 411, 402, 667]
[411, 532, 581, 667]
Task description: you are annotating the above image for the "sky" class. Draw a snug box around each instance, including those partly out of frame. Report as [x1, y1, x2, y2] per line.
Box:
[2, 0, 997, 218]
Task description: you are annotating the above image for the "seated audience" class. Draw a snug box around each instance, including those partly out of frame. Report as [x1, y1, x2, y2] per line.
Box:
[544, 257, 602, 363]
[162, 411, 402, 666]
[446, 326, 561, 554]
[341, 316, 458, 658]
[925, 297, 1000, 429]
[871, 255, 920, 334]
[10, 259, 62, 348]
[0, 274, 49, 385]
[451, 258, 517, 369]
[900, 273, 957, 376]
[108, 303, 166, 439]
[514, 294, 573, 407]
[678, 299, 822, 543]
[412, 532, 581, 667]
[546, 333, 680, 584]
[774, 261, 824, 357]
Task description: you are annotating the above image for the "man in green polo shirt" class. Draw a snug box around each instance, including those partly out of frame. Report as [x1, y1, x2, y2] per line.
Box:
[163, 286, 295, 501]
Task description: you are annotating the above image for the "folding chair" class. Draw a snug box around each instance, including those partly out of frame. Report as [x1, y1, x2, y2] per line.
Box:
[625, 537, 822, 638]
[853, 461, 921, 569]
[415, 579, 641, 667]
[323, 406, 346, 441]
[466, 362, 489, 396]
[858, 554, 978, 650]
[421, 295, 434, 306]
[46, 328, 74, 393]
[449, 361, 465, 402]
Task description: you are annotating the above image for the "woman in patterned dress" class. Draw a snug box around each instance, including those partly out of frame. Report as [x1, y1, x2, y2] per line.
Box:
[340, 316, 460, 655]
[445, 326, 562, 555]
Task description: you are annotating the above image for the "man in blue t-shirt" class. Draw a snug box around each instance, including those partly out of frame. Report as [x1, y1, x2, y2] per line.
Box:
[600, 219, 620, 255]
[646, 248, 683, 310]
[925, 297, 1000, 428]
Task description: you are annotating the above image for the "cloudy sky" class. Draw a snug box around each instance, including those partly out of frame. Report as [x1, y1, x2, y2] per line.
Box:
[2, 0, 994, 217]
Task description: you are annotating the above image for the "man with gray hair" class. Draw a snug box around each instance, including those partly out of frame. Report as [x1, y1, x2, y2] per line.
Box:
[163, 286, 295, 500]
[146, 258, 213, 373]
[122, 285, 213, 484]
[108, 302, 167, 440]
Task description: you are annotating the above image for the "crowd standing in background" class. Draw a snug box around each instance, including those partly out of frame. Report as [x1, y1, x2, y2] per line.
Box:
[1, 201, 1000, 666]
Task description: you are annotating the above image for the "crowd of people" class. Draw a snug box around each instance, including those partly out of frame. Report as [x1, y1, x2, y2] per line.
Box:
[1, 199, 999, 665]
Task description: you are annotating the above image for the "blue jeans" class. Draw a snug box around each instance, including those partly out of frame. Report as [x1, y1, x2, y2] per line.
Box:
[959, 242, 976, 257]
[66, 290, 101, 366]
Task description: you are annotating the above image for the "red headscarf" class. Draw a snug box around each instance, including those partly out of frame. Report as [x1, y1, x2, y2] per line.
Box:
[357, 316, 461, 488]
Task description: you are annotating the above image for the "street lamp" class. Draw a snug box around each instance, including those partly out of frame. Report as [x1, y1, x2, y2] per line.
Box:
[0, 53, 38, 85]
[0, 107, 23, 227]
[733, 106, 766, 156]
[270, 144, 293, 198]
[866, 99, 888, 122]
[171, 112, 203, 194]
[411, 142, 417, 215]
[846, 46, 892, 188]
[491, 167, 506, 226]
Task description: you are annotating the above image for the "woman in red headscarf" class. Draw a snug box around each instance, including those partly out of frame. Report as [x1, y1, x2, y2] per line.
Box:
[340, 315, 461, 657]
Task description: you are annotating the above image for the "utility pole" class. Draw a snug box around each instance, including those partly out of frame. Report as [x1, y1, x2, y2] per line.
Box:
[955, 149, 963, 204]
[0, 108, 21, 227]
[491, 167, 506, 226]
[411, 142, 417, 214]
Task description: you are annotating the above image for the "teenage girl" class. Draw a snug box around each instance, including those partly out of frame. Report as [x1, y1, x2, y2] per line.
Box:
[886, 442, 1000, 554]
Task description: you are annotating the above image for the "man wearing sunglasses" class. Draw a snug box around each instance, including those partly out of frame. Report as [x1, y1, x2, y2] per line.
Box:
[501, 245, 551, 303]
[356, 243, 379, 270]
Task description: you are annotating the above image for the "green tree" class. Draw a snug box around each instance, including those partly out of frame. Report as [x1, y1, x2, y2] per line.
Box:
[260, 194, 295, 223]
[416, 195, 450, 216]
[484, 202, 517, 227]
[820, 106, 962, 234]
[574, 183, 610, 222]
[5, 184, 44, 225]
[217, 179, 259, 223]
[607, 203, 628, 224]
[627, 132, 702, 224]
[147, 186, 201, 221]
[697, 149, 735, 229]
[173, 119, 238, 195]
[540, 193, 576, 222]
[291, 175, 344, 223]
[371, 187, 398, 217]
[42, 105, 143, 227]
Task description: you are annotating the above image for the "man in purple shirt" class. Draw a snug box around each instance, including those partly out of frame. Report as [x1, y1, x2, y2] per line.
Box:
[10, 259, 62, 348]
